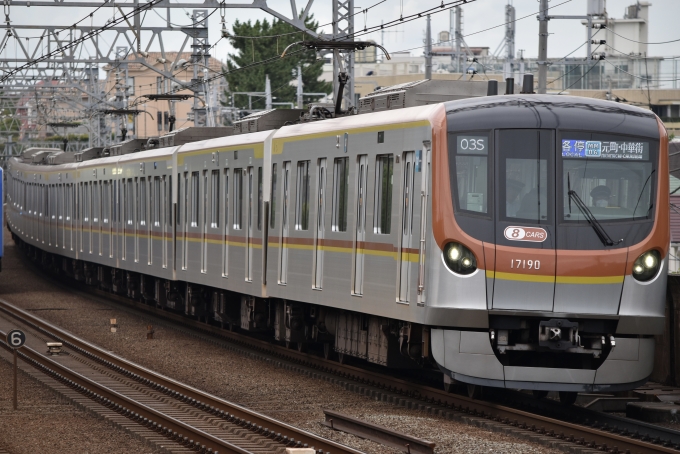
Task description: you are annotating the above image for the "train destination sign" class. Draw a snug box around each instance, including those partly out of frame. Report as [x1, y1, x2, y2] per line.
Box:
[561, 139, 649, 160]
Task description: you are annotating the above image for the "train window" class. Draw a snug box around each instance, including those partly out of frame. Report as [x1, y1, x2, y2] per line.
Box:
[332, 158, 349, 232]
[167, 176, 172, 228]
[211, 170, 219, 228]
[561, 133, 656, 222]
[126, 179, 134, 225]
[374, 154, 394, 234]
[154, 177, 161, 227]
[84, 183, 90, 222]
[93, 182, 99, 223]
[295, 160, 310, 230]
[270, 164, 277, 229]
[500, 130, 550, 222]
[451, 132, 489, 215]
[233, 168, 242, 229]
[190, 172, 199, 227]
[257, 167, 263, 231]
[223, 169, 229, 228]
[140, 177, 147, 226]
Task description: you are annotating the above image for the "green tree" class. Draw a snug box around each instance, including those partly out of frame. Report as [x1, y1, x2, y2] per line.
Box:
[224, 15, 332, 110]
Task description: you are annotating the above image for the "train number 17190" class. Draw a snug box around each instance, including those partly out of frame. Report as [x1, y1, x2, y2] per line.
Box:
[510, 259, 541, 270]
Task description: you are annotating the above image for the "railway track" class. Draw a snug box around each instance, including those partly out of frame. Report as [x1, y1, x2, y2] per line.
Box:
[12, 251, 680, 454]
[0, 299, 362, 454]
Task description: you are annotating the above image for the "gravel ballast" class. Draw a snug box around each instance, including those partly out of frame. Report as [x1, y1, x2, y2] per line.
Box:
[0, 228, 562, 454]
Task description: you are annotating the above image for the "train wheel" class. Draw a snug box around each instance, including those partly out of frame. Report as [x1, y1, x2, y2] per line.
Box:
[532, 390, 549, 399]
[559, 391, 578, 405]
[467, 384, 481, 399]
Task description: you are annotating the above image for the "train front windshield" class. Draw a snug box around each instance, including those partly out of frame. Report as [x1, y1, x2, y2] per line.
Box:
[560, 137, 656, 223]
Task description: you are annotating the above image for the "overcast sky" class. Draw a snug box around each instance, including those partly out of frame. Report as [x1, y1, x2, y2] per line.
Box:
[3, 0, 678, 70]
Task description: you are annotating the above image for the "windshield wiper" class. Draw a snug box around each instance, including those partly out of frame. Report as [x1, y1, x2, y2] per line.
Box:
[567, 173, 623, 247]
[632, 169, 656, 220]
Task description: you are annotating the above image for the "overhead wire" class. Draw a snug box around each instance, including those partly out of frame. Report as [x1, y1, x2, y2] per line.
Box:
[603, 26, 680, 45]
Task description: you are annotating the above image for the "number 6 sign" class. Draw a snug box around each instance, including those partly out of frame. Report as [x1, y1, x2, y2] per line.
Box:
[6, 329, 26, 349]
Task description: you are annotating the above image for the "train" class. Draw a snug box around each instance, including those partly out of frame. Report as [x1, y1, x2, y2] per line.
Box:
[5, 80, 669, 404]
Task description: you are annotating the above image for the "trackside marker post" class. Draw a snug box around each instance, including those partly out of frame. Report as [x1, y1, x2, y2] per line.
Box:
[6, 329, 26, 410]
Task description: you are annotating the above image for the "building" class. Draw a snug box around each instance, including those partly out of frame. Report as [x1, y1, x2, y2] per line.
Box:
[102, 52, 225, 139]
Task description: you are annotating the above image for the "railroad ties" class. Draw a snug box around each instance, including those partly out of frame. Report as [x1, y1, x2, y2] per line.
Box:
[0, 299, 360, 454]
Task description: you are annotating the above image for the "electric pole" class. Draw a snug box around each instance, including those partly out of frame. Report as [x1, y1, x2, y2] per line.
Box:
[537, 0, 549, 94]
[425, 15, 432, 80]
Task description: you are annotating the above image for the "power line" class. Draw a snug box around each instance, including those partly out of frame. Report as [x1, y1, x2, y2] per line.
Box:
[603, 26, 680, 45]
[1, 0, 162, 81]
[375, 0, 573, 57]
[601, 58, 680, 82]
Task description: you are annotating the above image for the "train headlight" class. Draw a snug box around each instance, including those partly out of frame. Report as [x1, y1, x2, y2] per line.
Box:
[443, 242, 477, 275]
[632, 250, 661, 282]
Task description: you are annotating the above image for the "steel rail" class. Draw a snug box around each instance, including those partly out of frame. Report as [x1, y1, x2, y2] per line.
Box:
[0, 299, 362, 454]
[0, 329, 252, 454]
[11, 250, 680, 454]
[78, 286, 679, 454]
[323, 410, 436, 454]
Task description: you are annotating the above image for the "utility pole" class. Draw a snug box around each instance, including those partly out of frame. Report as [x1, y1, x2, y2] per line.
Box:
[455, 6, 462, 73]
[425, 15, 432, 80]
[537, 0, 549, 94]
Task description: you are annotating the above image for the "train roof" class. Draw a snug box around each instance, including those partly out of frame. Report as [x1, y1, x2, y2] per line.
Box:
[444, 94, 660, 139]
[271, 103, 442, 140]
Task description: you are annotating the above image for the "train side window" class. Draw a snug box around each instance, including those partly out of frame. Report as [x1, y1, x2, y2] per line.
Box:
[154, 176, 161, 227]
[233, 168, 242, 230]
[139, 177, 147, 226]
[270, 164, 277, 229]
[295, 160, 310, 230]
[190, 172, 199, 227]
[167, 176, 172, 228]
[211, 169, 219, 228]
[223, 169, 229, 227]
[93, 182, 99, 223]
[126, 179, 134, 225]
[84, 182, 90, 222]
[257, 167, 263, 231]
[374, 154, 394, 234]
[332, 158, 349, 232]
[451, 132, 490, 215]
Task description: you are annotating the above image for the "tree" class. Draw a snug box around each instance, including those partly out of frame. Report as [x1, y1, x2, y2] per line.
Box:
[224, 15, 332, 111]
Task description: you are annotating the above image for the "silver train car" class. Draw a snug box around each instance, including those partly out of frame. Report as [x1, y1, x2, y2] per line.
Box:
[6, 94, 670, 402]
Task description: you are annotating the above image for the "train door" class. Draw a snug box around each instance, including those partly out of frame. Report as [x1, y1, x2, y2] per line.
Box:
[60, 184, 65, 249]
[398, 151, 415, 302]
[353, 155, 368, 295]
[246, 167, 254, 281]
[313, 158, 327, 289]
[491, 129, 556, 311]
[279, 161, 291, 284]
